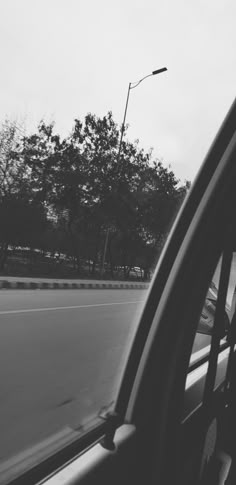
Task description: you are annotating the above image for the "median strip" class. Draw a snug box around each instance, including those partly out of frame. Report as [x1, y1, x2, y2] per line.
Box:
[0, 279, 149, 291]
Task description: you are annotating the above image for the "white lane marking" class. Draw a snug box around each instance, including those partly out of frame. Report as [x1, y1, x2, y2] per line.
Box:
[0, 300, 145, 315]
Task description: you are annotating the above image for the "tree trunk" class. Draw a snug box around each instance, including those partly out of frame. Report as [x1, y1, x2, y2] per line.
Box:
[108, 241, 114, 278]
[122, 250, 127, 279]
[92, 227, 101, 276]
[92, 260, 96, 275]
[76, 256, 80, 274]
[127, 265, 132, 280]
[0, 242, 9, 271]
[144, 267, 150, 281]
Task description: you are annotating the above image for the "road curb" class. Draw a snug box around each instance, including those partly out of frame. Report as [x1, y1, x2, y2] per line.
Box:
[0, 280, 149, 290]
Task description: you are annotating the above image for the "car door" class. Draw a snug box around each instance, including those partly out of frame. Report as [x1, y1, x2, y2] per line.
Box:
[7, 99, 236, 485]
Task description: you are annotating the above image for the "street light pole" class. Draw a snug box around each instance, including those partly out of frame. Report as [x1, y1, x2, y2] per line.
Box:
[117, 67, 167, 164]
[116, 82, 131, 165]
[101, 66, 167, 278]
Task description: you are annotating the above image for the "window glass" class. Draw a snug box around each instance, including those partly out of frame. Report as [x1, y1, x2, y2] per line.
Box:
[0, 95, 188, 481]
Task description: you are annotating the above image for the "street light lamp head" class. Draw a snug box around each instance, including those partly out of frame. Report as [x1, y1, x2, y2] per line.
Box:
[152, 67, 167, 75]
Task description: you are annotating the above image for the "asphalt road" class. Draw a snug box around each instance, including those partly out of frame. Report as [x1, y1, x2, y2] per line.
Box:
[0, 289, 209, 471]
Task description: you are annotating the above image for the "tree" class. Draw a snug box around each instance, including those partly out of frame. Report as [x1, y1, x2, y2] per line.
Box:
[0, 119, 32, 270]
[0, 112, 190, 279]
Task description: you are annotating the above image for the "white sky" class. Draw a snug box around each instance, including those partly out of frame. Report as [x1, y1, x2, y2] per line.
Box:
[0, 0, 235, 182]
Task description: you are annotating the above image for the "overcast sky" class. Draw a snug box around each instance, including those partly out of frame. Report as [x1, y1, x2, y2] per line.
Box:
[0, 0, 235, 182]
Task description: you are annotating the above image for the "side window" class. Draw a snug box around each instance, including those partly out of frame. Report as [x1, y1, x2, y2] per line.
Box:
[189, 254, 236, 369]
[184, 253, 236, 419]
[189, 256, 222, 369]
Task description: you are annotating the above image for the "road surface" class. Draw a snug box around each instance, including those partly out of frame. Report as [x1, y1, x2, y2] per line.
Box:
[0, 288, 209, 471]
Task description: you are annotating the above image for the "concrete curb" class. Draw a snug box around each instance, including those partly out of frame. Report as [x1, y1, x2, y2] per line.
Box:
[0, 280, 149, 290]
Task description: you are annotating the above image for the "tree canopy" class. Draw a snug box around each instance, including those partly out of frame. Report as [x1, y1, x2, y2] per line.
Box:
[0, 113, 190, 279]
